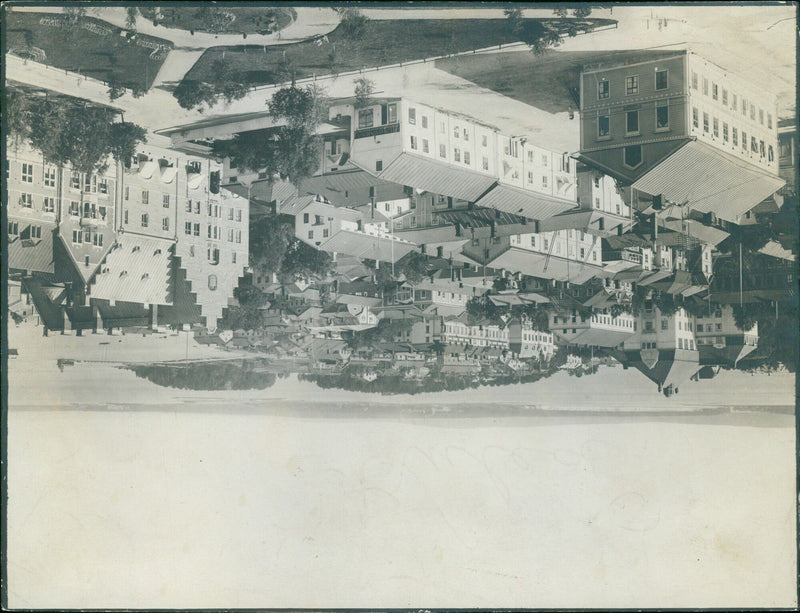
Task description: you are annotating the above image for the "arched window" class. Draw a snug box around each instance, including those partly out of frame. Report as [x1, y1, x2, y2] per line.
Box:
[208, 274, 218, 291]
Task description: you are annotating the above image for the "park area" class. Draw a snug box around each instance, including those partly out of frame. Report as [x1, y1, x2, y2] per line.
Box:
[139, 6, 296, 35]
[5, 11, 173, 91]
[183, 17, 616, 88]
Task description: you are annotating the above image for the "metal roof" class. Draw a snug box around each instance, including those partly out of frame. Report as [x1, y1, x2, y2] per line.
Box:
[489, 248, 601, 285]
[758, 240, 796, 261]
[554, 328, 634, 348]
[379, 153, 497, 202]
[632, 141, 785, 224]
[299, 169, 408, 207]
[319, 230, 418, 263]
[661, 219, 730, 247]
[476, 183, 577, 221]
[90, 235, 174, 306]
[7, 220, 56, 274]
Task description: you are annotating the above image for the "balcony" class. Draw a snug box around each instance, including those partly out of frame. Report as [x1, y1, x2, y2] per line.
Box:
[354, 122, 400, 140]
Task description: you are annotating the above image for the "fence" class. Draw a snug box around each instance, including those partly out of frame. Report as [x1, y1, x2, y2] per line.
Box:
[246, 22, 619, 96]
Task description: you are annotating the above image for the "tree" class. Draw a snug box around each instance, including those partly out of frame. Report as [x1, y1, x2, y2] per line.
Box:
[338, 8, 369, 40]
[108, 122, 147, 166]
[269, 85, 316, 129]
[5, 89, 31, 147]
[106, 76, 127, 102]
[281, 239, 334, 281]
[173, 79, 218, 110]
[63, 6, 87, 28]
[732, 303, 759, 332]
[249, 215, 294, 275]
[354, 77, 375, 109]
[493, 276, 510, 291]
[572, 7, 593, 19]
[234, 282, 267, 308]
[125, 6, 138, 30]
[396, 251, 429, 284]
[654, 291, 678, 316]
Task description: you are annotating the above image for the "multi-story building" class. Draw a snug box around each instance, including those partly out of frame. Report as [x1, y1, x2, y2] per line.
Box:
[695, 304, 759, 366]
[578, 49, 785, 226]
[550, 307, 637, 347]
[442, 315, 508, 349]
[506, 320, 557, 360]
[330, 97, 580, 221]
[778, 118, 797, 201]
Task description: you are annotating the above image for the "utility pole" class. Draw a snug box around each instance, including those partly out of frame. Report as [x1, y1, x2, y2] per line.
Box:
[739, 242, 743, 307]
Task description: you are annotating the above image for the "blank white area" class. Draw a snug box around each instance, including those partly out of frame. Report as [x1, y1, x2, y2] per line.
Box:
[8, 407, 796, 609]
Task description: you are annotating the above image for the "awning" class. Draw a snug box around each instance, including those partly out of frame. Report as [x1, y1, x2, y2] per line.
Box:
[138, 160, 157, 179]
[160, 166, 177, 184]
[378, 153, 496, 202]
[632, 141, 785, 224]
[476, 183, 577, 221]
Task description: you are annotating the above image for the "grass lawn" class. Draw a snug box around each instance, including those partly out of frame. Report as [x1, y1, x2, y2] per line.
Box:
[6, 11, 173, 91]
[183, 18, 616, 88]
[139, 6, 295, 35]
[435, 48, 677, 114]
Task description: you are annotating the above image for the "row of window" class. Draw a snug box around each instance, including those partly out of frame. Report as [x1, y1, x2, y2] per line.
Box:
[181, 221, 243, 243]
[71, 172, 109, 194]
[692, 107, 775, 161]
[596, 69, 668, 100]
[8, 222, 44, 239]
[596, 104, 670, 139]
[691, 71, 773, 129]
[70, 229, 105, 247]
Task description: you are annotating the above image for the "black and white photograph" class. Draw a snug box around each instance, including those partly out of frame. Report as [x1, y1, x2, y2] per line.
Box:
[2, 2, 798, 609]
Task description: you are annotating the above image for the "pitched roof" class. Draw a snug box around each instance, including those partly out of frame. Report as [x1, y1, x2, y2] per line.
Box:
[335, 294, 382, 308]
[7, 220, 57, 275]
[299, 169, 408, 207]
[661, 219, 730, 247]
[475, 183, 577, 221]
[378, 153, 497, 202]
[632, 141, 785, 224]
[614, 348, 701, 390]
[489, 248, 601, 284]
[90, 235, 174, 306]
[553, 327, 634, 348]
[319, 230, 418, 263]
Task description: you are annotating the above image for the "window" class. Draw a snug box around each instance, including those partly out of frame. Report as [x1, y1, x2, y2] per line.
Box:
[124, 210, 129, 224]
[713, 117, 719, 138]
[236, 231, 242, 244]
[185, 200, 193, 213]
[386, 103, 397, 123]
[72, 230, 83, 244]
[759, 109, 764, 125]
[453, 126, 460, 139]
[722, 89, 728, 106]
[21, 162, 33, 183]
[141, 214, 149, 227]
[732, 94, 737, 111]
[410, 135, 418, 150]
[97, 178, 107, 195]
[463, 129, 469, 141]
[723, 122, 729, 142]
[422, 138, 429, 153]
[768, 145, 774, 162]
[29, 225, 42, 239]
[703, 112, 709, 133]
[732, 127, 738, 146]
[194, 202, 201, 214]
[228, 208, 234, 221]
[232, 252, 237, 264]
[692, 107, 699, 128]
[440, 120, 446, 134]
[92, 233, 103, 247]
[303, 213, 309, 224]
[712, 83, 718, 100]
[742, 98, 748, 115]
[228, 228, 235, 242]
[185, 221, 192, 235]
[464, 151, 470, 165]
[162, 217, 169, 231]
[141, 190, 149, 204]
[691, 71, 698, 89]
[237, 210, 242, 222]
[439, 144, 447, 158]
[751, 136, 758, 153]
[481, 134, 488, 147]
[208, 275, 218, 290]
[482, 156, 489, 171]
[656, 102, 669, 129]
[43, 197, 55, 213]
[323, 228, 329, 238]
[19, 193, 32, 208]
[8, 221, 19, 236]
[454, 148, 460, 162]
[375, 160, 383, 172]
[768, 113, 773, 129]
[598, 80, 610, 99]
[193, 223, 200, 236]
[741, 131, 748, 151]
[625, 75, 639, 95]
[626, 110, 639, 134]
[591, 112, 609, 139]
[623, 145, 642, 168]
[358, 109, 373, 129]
[759, 140, 765, 157]
[421, 115, 428, 129]
[715, 323, 722, 332]
[408, 107, 416, 124]
[702, 77, 709, 96]
[71, 172, 81, 190]
[750, 104, 755, 121]
[542, 176, 548, 188]
[655, 69, 668, 90]
[163, 195, 170, 208]
[44, 167, 56, 187]
[527, 171, 534, 184]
